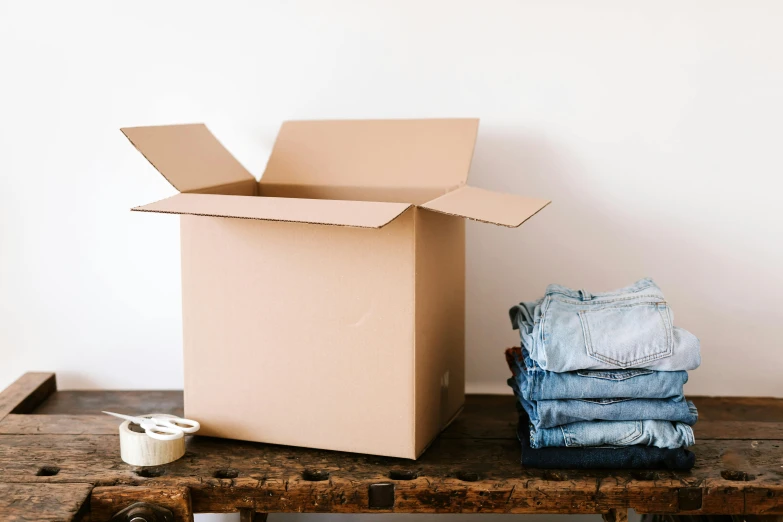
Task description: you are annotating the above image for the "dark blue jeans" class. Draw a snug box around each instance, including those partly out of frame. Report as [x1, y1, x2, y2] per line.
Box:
[516, 412, 695, 470]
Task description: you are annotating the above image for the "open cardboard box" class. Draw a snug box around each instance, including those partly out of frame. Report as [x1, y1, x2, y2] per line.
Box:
[124, 119, 549, 459]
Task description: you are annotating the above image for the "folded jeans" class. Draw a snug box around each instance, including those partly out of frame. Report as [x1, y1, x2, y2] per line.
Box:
[528, 416, 695, 449]
[516, 412, 696, 470]
[533, 395, 697, 429]
[506, 347, 688, 400]
[510, 278, 701, 372]
[509, 382, 698, 429]
[505, 361, 696, 449]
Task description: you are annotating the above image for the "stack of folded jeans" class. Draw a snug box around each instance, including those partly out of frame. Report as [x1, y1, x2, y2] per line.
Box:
[506, 278, 701, 470]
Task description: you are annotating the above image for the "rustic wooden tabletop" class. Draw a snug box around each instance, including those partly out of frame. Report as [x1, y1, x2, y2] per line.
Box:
[1, 372, 782, 522]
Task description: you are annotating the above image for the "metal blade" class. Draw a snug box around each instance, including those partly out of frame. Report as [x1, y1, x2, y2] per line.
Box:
[102, 411, 141, 423]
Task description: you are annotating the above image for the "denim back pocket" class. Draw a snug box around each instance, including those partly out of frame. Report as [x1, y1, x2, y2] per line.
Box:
[579, 302, 673, 369]
[576, 369, 654, 381]
[561, 420, 643, 447]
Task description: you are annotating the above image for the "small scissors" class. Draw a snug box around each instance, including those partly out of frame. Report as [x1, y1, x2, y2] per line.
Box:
[103, 411, 200, 441]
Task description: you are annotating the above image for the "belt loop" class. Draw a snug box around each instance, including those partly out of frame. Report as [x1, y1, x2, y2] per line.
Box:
[579, 289, 592, 301]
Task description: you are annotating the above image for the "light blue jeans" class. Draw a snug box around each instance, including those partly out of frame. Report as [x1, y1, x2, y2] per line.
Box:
[508, 364, 696, 449]
[506, 347, 688, 400]
[528, 418, 696, 449]
[510, 278, 701, 372]
[517, 391, 698, 429]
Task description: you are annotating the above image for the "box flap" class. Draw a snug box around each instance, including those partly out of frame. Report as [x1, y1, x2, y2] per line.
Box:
[261, 119, 479, 190]
[133, 193, 412, 229]
[419, 185, 550, 228]
[122, 124, 255, 193]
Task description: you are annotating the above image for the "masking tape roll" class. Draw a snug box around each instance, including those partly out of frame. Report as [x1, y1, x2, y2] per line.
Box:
[119, 413, 186, 467]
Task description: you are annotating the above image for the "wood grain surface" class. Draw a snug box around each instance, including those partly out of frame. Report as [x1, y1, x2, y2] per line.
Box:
[90, 486, 192, 522]
[0, 483, 91, 522]
[1, 373, 783, 521]
[0, 372, 56, 419]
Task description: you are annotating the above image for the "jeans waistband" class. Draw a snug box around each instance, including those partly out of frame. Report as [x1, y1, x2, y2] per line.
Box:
[544, 278, 662, 301]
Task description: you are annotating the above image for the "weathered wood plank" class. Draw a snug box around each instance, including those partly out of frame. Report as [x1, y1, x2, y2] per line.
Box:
[0, 483, 91, 522]
[694, 421, 783, 440]
[32, 390, 183, 416]
[692, 396, 783, 422]
[90, 486, 193, 522]
[1, 430, 782, 514]
[25, 392, 783, 436]
[4, 390, 783, 516]
[0, 414, 119, 435]
[0, 373, 56, 420]
[10, 400, 783, 442]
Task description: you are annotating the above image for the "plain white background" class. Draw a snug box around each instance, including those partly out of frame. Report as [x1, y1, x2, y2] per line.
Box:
[2, 1, 782, 520]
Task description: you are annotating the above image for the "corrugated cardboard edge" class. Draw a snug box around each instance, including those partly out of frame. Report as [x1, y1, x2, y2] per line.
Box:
[132, 194, 414, 229]
[121, 124, 256, 194]
[422, 200, 552, 228]
[132, 206, 412, 229]
[121, 127, 181, 191]
[411, 209, 418, 459]
[419, 186, 552, 228]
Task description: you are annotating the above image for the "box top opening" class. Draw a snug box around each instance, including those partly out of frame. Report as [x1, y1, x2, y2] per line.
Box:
[123, 119, 550, 229]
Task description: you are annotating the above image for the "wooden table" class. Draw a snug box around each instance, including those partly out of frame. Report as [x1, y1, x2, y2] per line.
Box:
[1, 372, 782, 522]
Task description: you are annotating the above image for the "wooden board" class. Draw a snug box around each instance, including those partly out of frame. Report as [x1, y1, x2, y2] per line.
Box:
[90, 486, 193, 522]
[1, 373, 783, 520]
[0, 373, 57, 419]
[31, 389, 183, 416]
[0, 483, 91, 522]
[2, 429, 783, 515]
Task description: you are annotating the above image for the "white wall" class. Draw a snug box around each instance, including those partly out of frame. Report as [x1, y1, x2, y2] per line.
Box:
[2, 1, 782, 519]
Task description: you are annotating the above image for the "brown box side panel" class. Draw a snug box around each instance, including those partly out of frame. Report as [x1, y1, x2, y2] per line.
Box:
[262, 119, 478, 190]
[179, 213, 417, 458]
[413, 208, 466, 457]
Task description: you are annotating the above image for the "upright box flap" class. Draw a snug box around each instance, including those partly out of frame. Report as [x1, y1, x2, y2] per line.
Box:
[419, 186, 551, 227]
[261, 119, 479, 190]
[133, 193, 412, 229]
[122, 124, 255, 193]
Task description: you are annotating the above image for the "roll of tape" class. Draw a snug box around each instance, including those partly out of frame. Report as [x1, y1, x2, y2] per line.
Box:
[119, 413, 186, 466]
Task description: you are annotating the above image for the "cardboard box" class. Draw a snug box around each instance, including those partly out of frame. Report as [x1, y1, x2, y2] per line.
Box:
[124, 119, 549, 459]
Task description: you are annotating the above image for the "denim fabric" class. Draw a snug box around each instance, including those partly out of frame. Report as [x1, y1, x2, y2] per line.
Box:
[531, 395, 696, 429]
[528, 416, 695, 449]
[510, 278, 701, 372]
[506, 347, 688, 400]
[511, 385, 698, 429]
[516, 414, 696, 470]
[506, 366, 697, 429]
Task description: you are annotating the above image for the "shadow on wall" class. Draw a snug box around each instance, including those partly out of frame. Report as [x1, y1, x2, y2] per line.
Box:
[463, 129, 779, 395]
